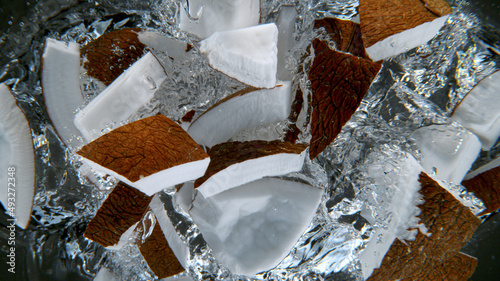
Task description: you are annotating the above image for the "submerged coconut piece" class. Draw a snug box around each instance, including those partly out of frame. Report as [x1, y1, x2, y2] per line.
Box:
[77, 115, 210, 196]
[195, 140, 308, 197]
[462, 166, 500, 216]
[199, 23, 278, 88]
[367, 173, 480, 280]
[314, 18, 370, 59]
[276, 5, 298, 81]
[74, 52, 167, 141]
[180, 0, 260, 39]
[94, 267, 119, 281]
[190, 178, 323, 276]
[84, 182, 152, 249]
[42, 38, 84, 147]
[452, 71, 500, 150]
[188, 81, 292, 148]
[308, 39, 381, 159]
[137, 30, 190, 61]
[359, 0, 452, 61]
[0, 83, 35, 229]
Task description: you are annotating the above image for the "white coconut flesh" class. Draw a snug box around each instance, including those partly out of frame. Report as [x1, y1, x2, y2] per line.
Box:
[74, 52, 167, 142]
[452, 71, 500, 150]
[93, 267, 119, 281]
[197, 149, 307, 198]
[42, 38, 85, 148]
[137, 31, 189, 61]
[276, 5, 298, 81]
[0, 83, 35, 229]
[411, 124, 481, 184]
[188, 81, 292, 148]
[180, 0, 260, 39]
[175, 182, 195, 214]
[365, 15, 449, 62]
[190, 178, 323, 276]
[199, 23, 279, 88]
[464, 156, 500, 180]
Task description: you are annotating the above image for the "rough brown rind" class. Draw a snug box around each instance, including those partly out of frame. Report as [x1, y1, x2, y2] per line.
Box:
[314, 18, 370, 59]
[421, 0, 453, 17]
[308, 39, 381, 159]
[82, 28, 146, 85]
[84, 182, 152, 247]
[181, 110, 196, 123]
[77, 115, 209, 182]
[194, 140, 308, 188]
[462, 166, 500, 216]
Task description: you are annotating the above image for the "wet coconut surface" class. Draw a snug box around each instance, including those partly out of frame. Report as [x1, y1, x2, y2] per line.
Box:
[0, 0, 499, 280]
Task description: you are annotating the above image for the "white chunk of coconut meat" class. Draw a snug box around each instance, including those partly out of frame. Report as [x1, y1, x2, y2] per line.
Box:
[276, 5, 298, 81]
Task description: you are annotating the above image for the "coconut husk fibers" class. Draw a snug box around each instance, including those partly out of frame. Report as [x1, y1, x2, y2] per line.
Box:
[308, 39, 381, 159]
[462, 166, 500, 216]
[314, 18, 370, 59]
[368, 172, 480, 280]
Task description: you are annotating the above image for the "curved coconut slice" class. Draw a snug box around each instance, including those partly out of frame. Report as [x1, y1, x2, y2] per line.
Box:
[42, 38, 84, 148]
[0, 83, 35, 229]
[84, 182, 152, 249]
[195, 140, 308, 197]
[77, 115, 210, 196]
[308, 39, 381, 159]
[314, 18, 370, 59]
[462, 166, 500, 216]
[188, 81, 292, 148]
[190, 178, 323, 276]
[359, 0, 452, 61]
[411, 124, 481, 184]
[180, 0, 260, 39]
[199, 23, 278, 88]
[74, 52, 167, 141]
[451, 71, 500, 150]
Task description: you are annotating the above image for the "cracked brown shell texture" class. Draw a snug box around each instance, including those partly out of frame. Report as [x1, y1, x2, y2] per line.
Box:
[77, 115, 209, 182]
[181, 110, 196, 123]
[314, 18, 370, 60]
[194, 140, 308, 188]
[462, 166, 500, 216]
[82, 28, 146, 85]
[308, 39, 381, 159]
[368, 172, 480, 281]
[359, 0, 452, 48]
[84, 182, 152, 247]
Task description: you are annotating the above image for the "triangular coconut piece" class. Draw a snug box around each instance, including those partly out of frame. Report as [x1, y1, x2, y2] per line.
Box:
[42, 38, 84, 148]
[308, 39, 381, 159]
[180, 0, 260, 39]
[77, 115, 210, 196]
[188, 81, 292, 148]
[74, 52, 167, 141]
[84, 182, 152, 249]
[199, 23, 278, 88]
[0, 83, 35, 229]
[359, 0, 452, 61]
[190, 178, 323, 276]
[195, 140, 308, 197]
[462, 165, 500, 216]
[452, 71, 500, 150]
[314, 18, 370, 59]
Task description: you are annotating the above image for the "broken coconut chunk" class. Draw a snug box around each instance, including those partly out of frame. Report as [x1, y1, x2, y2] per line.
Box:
[84, 182, 152, 249]
[190, 178, 323, 276]
[199, 23, 278, 88]
[308, 39, 381, 159]
[359, 0, 452, 61]
[314, 18, 370, 59]
[77, 115, 210, 196]
[74, 52, 167, 141]
[188, 81, 292, 148]
[0, 83, 35, 229]
[452, 71, 500, 150]
[195, 140, 308, 197]
[462, 165, 500, 216]
[42, 38, 84, 147]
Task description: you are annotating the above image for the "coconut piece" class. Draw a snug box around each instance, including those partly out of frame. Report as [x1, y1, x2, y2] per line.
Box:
[314, 18, 370, 59]
[411, 124, 481, 184]
[77, 115, 210, 196]
[94, 267, 119, 281]
[199, 23, 278, 88]
[465, 156, 500, 180]
[195, 140, 308, 197]
[308, 39, 381, 159]
[74, 52, 167, 141]
[180, 0, 260, 39]
[190, 178, 323, 276]
[451, 71, 500, 150]
[276, 5, 298, 81]
[284, 88, 304, 143]
[188, 81, 292, 148]
[462, 166, 500, 216]
[42, 38, 84, 148]
[0, 84, 35, 229]
[84, 182, 152, 249]
[359, 0, 452, 61]
[137, 30, 189, 61]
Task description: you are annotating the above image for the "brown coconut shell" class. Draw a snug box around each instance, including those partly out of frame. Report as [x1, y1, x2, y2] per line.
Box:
[314, 18, 370, 59]
[462, 166, 500, 216]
